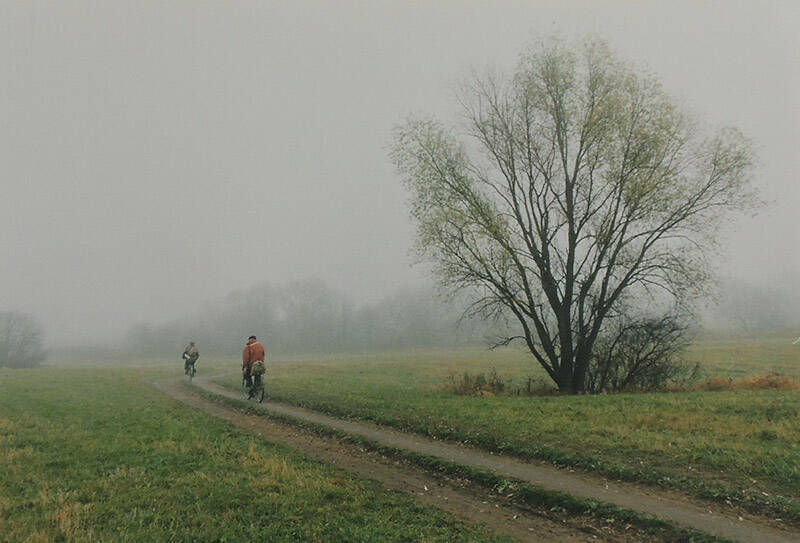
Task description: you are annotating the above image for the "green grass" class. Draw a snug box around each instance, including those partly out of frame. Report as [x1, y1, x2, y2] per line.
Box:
[685, 332, 800, 378]
[0, 367, 509, 543]
[209, 334, 800, 522]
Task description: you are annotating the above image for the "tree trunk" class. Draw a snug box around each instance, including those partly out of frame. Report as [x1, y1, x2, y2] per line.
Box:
[554, 364, 578, 394]
[549, 355, 590, 394]
[571, 359, 589, 394]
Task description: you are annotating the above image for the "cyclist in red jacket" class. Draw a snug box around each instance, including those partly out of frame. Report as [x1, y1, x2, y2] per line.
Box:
[242, 335, 265, 390]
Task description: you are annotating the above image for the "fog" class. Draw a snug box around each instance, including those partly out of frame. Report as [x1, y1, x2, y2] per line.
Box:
[2, 1, 798, 348]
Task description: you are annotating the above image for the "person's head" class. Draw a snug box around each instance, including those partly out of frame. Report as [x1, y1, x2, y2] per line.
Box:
[248, 335, 257, 341]
[189, 341, 195, 346]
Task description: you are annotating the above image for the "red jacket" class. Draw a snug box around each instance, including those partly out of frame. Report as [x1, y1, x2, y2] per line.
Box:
[242, 339, 265, 371]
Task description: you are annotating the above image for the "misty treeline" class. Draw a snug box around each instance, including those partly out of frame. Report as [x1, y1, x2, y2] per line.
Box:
[125, 280, 498, 356]
[708, 278, 800, 335]
[122, 275, 799, 361]
[0, 311, 46, 368]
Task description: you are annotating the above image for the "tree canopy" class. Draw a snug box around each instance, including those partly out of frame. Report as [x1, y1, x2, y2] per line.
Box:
[0, 311, 46, 368]
[391, 39, 756, 393]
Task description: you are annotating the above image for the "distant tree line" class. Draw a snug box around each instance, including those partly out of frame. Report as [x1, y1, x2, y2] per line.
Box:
[0, 311, 46, 368]
[125, 280, 496, 356]
[707, 278, 800, 335]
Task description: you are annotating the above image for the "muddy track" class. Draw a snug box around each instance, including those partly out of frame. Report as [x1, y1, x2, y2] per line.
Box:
[162, 375, 800, 543]
[156, 378, 612, 543]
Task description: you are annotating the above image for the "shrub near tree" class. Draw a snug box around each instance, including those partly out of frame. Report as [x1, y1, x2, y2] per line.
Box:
[0, 311, 46, 368]
[391, 38, 757, 393]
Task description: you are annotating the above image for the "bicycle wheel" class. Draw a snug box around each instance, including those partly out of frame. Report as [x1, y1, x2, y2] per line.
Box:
[250, 374, 264, 403]
[257, 383, 265, 403]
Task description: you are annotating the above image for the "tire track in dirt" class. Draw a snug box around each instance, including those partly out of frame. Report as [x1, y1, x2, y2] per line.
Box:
[189, 374, 799, 543]
[156, 378, 609, 543]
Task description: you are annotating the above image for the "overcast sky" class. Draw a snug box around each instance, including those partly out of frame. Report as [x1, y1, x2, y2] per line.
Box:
[1, 1, 798, 344]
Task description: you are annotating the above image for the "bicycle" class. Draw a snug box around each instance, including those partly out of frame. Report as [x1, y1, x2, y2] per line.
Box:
[185, 360, 196, 382]
[242, 372, 265, 403]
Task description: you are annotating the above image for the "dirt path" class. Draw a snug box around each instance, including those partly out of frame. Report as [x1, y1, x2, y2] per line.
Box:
[185, 374, 800, 543]
[156, 378, 623, 543]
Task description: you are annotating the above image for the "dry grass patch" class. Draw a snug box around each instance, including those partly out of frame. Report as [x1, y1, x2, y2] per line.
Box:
[698, 373, 799, 391]
[2, 446, 34, 463]
[49, 494, 92, 541]
[23, 530, 52, 543]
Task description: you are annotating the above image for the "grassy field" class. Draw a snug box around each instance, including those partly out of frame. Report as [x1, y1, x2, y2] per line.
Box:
[0, 367, 509, 543]
[211, 333, 800, 521]
[684, 331, 800, 378]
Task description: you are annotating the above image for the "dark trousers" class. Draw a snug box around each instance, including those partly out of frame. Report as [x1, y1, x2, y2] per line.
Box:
[243, 370, 253, 388]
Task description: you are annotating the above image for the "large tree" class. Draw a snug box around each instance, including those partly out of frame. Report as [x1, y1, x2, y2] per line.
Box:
[0, 311, 46, 368]
[391, 39, 756, 393]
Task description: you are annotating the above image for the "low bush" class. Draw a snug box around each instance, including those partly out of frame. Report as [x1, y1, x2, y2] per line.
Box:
[586, 314, 697, 393]
[441, 370, 562, 397]
[511, 376, 559, 396]
[441, 368, 507, 396]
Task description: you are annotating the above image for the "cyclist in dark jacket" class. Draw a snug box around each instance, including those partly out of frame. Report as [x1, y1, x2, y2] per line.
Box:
[182, 342, 199, 373]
